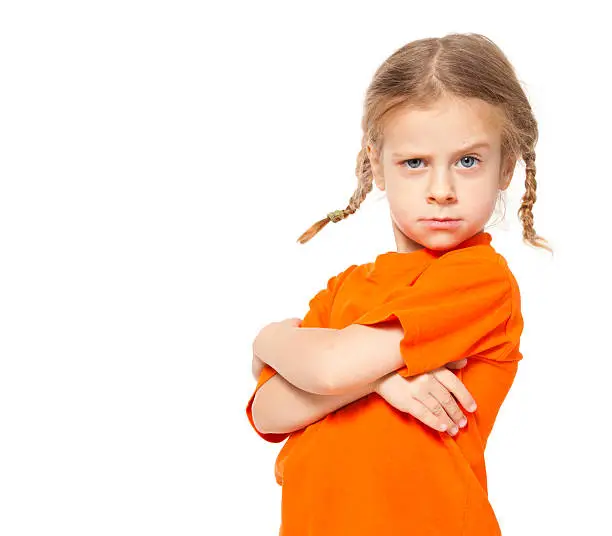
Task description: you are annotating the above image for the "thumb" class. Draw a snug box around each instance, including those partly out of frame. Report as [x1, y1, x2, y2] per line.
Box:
[446, 358, 468, 369]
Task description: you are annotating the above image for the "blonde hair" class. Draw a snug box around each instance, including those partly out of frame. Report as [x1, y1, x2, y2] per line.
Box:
[296, 33, 552, 253]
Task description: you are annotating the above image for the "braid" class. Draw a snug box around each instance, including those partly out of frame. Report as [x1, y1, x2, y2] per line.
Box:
[517, 151, 553, 253]
[296, 146, 374, 244]
[297, 145, 553, 254]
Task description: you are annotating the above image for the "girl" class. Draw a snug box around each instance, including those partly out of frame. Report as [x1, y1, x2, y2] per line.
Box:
[247, 33, 552, 536]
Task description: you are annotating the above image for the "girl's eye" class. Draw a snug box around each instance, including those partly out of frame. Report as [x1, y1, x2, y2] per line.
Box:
[400, 155, 482, 169]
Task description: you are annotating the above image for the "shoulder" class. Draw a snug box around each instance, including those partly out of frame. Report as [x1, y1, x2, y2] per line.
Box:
[305, 263, 361, 309]
[322, 263, 361, 294]
[301, 263, 362, 328]
[335, 263, 362, 284]
[406, 246, 521, 309]
[426, 246, 509, 280]
[431, 247, 523, 335]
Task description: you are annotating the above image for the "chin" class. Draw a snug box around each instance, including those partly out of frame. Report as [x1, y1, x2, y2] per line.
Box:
[419, 232, 466, 251]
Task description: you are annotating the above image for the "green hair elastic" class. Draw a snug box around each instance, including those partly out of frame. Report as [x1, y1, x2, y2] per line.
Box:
[327, 210, 345, 223]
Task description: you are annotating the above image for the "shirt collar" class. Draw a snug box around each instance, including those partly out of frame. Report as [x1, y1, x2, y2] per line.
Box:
[371, 231, 493, 275]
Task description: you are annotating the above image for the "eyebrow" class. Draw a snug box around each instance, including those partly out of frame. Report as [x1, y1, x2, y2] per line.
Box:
[391, 141, 491, 158]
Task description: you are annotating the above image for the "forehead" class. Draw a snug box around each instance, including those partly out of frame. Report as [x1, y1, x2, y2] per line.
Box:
[383, 96, 503, 150]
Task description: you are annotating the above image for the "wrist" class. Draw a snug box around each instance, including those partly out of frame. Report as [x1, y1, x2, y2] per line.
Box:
[373, 371, 394, 394]
[372, 376, 384, 394]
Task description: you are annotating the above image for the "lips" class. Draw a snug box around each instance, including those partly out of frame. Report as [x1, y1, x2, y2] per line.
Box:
[419, 218, 462, 229]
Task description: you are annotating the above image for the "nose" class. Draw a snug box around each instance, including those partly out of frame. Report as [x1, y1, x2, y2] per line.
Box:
[427, 179, 457, 204]
[425, 165, 458, 204]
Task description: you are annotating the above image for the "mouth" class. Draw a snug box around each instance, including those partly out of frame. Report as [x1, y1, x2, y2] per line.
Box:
[422, 218, 461, 222]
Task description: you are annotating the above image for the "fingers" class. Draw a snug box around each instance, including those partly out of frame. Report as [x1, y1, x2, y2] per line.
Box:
[433, 367, 478, 413]
[409, 368, 477, 436]
[405, 398, 451, 433]
[376, 370, 477, 437]
[376, 375, 445, 432]
[411, 386, 466, 436]
[427, 381, 467, 434]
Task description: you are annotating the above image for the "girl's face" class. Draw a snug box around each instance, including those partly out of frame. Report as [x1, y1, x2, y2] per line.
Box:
[368, 95, 516, 253]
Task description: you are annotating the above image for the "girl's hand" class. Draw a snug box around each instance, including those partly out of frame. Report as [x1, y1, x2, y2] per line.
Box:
[252, 352, 265, 380]
[251, 317, 302, 380]
[253, 317, 303, 354]
[275, 317, 303, 328]
[375, 359, 477, 436]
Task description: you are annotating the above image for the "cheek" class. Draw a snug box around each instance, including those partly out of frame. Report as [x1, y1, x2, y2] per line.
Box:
[460, 192, 499, 222]
[385, 177, 418, 203]
[460, 180, 498, 204]
[387, 187, 419, 217]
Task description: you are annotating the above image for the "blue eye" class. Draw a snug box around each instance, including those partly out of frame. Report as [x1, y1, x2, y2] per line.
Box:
[400, 155, 482, 169]
[458, 155, 480, 168]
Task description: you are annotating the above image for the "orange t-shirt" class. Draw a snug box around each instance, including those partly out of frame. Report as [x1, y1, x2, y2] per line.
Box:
[246, 231, 524, 535]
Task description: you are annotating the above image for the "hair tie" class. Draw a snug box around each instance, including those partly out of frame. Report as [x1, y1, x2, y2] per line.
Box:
[327, 210, 345, 223]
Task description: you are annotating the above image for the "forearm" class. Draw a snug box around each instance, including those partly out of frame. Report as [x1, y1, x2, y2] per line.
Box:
[252, 369, 385, 435]
[324, 322, 410, 394]
[253, 325, 340, 394]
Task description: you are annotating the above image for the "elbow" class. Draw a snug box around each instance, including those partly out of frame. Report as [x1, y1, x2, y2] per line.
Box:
[251, 387, 287, 435]
[315, 367, 340, 395]
[252, 391, 274, 435]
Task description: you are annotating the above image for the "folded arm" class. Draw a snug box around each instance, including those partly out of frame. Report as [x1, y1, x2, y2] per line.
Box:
[249, 322, 398, 438]
[253, 323, 344, 395]
[250, 364, 385, 436]
[322, 321, 408, 394]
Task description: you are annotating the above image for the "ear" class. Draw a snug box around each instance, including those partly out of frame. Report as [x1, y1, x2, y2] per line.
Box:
[367, 145, 385, 191]
[499, 156, 517, 191]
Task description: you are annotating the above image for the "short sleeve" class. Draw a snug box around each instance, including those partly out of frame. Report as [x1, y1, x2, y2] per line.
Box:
[352, 253, 517, 378]
[245, 264, 357, 442]
[299, 264, 358, 329]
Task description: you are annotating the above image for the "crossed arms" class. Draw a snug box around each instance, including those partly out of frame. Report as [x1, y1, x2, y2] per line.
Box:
[250, 321, 416, 435]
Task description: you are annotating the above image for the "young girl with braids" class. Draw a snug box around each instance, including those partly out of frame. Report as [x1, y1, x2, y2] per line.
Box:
[246, 33, 552, 536]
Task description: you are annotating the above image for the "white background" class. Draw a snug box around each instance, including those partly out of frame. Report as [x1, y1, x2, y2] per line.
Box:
[1, 1, 610, 535]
